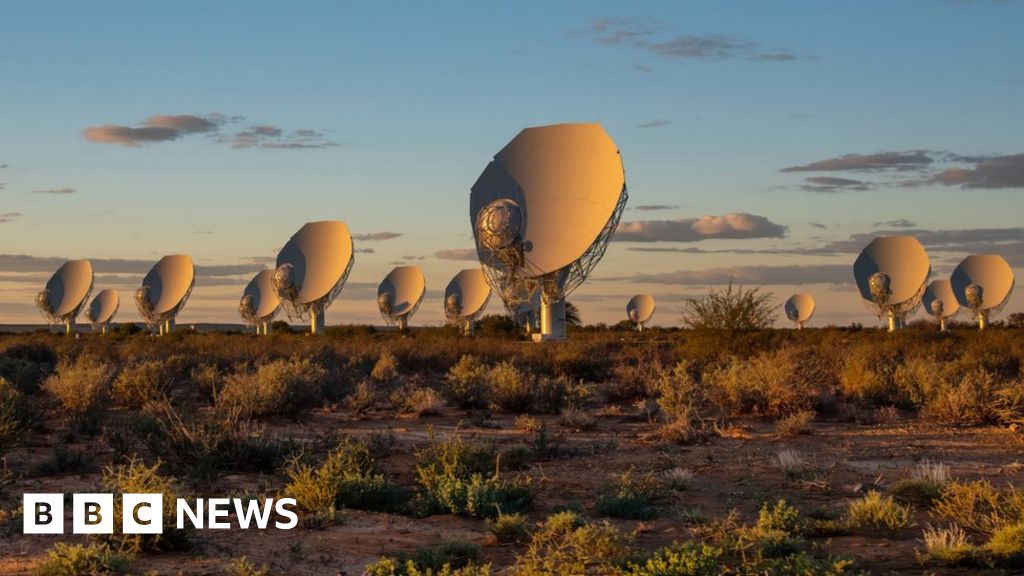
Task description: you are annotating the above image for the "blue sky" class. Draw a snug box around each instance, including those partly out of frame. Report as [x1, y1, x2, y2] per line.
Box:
[1, 1, 1022, 327]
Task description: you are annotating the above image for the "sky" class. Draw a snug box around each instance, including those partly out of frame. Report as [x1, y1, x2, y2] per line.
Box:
[1, 0, 1023, 328]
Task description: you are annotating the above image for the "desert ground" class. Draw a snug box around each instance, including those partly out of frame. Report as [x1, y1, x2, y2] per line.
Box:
[3, 323, 1024, 575]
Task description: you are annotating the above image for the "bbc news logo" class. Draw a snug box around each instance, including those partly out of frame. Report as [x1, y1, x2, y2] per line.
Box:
[23, 494, 298, 534]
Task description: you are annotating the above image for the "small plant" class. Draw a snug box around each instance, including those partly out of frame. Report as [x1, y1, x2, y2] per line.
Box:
[372, 350, 400, 383]
[681, 283, 776, 331]
[347, 380, 378, 416]
[395, 386, 446, 417]
[662, 467, 695, 491]
[846, 491, 911, 530]
[558, 406, 595, 431]
[622, 542, 723, 576]
[921, 524, 977, 566]
[414, 433, 531, 518]
[35, 542, 131, 576]
[102, 456, 185, 553]
[227, 556, 270, 576]
[285, 437, 405, 525]
[42, 357, 113, 430]
[776, 410, 815, 436]
[514, 414, 542, 433]
[985, 522, 1024, 565]
[776, 449, 807, 479]
[510, 511, 630, 576]
[488, 512, 529, 544]
[891, 460, 950, 505]
[595, 469, 662, 520]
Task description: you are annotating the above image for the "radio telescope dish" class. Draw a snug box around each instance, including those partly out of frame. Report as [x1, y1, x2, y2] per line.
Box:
[85, 289, 119, 335]
[136, 255, 195, 336]
[951, 254, 1014, 330]
[274, 221, 354, 335]
[626, 294, 656, 331]
[471, 123, 628, 342]
[784, 293, 815, 330]
[239, 269, 281, 335]
[853, 236, 930, 331]
[922, 279, 959, 332]
[36, 259, 94, 334]
[444, 268, 492, 335]
[378, 266, 425, 331]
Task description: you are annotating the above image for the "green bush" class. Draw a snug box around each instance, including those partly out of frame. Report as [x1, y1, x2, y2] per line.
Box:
[227, 557, 270, 576]
[218, 357, 327, 418]
[846, 491, 911, 530]
[985, 522, 1024, 565]
[932, 480, 1024, 535]
[285, 437, 405, 525]
[510, 511, 630, 576]
[486, 361, 533, 412]
[446, 355, 488, 408]
[34, 542, 131, 576]
[414, 434, 531, 518]
[595, 469, 662, 520]
[102, 456, 186, 553]
[623, 543, 723, 576]
[488, 512, 529, 544]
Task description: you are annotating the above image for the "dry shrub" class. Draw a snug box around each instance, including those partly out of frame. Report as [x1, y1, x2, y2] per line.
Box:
[392, 386, 445, 417]
[510, 511, 630, 576]
[346, 381, 378, 416]
[932, 479, 1024, 535]
[704, 348, 813, 418]
[776, 410, 815, 436]
[838, 344, 901, 405]
[922, 369, 1001, 426]
[112, 360, 176, 408]
[486, 361, 533, 413]
[446, 354, 488, 408]
[103, 456, 185, 553]
[218, 357, 327, 418]
[42, 357, 114, 428]
[558, 406, 595, 431]
[0, 377, 32, 452]
[371, 350, 400, 383]
[846, 491, 911, 530]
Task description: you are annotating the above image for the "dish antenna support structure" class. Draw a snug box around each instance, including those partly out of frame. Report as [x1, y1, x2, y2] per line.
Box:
[36, 259, 94, 334]
[444, 268, 492, 335]
[471, 123, 627, 342]
[135, 255, 195, 336]
[853, 236, 930, 332]
[378, 265, 426, 331]
[784, 293, 815, 330]
[922, 279, 959, 332]
[85, 289, 120, 335]
[240, 269, 282, 335]
[274, 221, 354, 336]
[951, 254, 1014, 331]
[626, 294, 655, 331]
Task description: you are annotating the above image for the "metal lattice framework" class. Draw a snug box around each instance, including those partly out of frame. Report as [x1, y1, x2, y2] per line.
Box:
[85, 295, 119, 331]
[238, 295, 259, 327]
[36, 283, 93, 327]
[861, 271, 926, 325]
[379, 286, 425, 328]
[966, 279, 1015, 324]
[275, 253, 354, 323]
[478, 185, 628, 320]
[444, 289, 493, 333]
[135, 270, 195, 330]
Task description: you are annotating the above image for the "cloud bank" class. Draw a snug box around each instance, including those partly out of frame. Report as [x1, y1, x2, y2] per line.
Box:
[615, 213, 787, 242]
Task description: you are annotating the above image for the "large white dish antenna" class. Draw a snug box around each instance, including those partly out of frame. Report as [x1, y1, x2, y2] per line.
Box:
[136, 254, 195, 336]
[853, 236, 930, 331]
[444, 268, 492, 335]
[239, 269, 281, 335]
[378, 265, 426, 331]
[922, 279, 959, 332]
[784, 293, 815, 329]
[85, 289, 119, 334]
[951, 254, 1014, 330]
[626, 294, 656, 331]
[471, 123, 628, 341]
[36, 259, 94, 334]
[274, 221, 354, 335]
